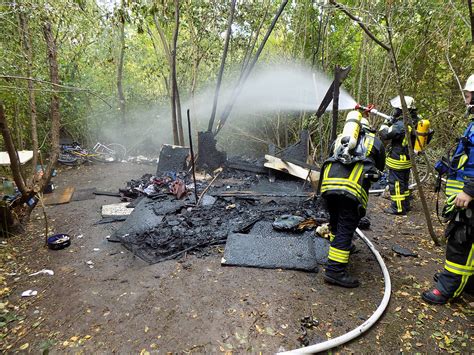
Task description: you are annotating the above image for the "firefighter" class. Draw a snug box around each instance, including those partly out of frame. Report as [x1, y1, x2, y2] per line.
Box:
[321, 112, 385, 288]
[422, 74, 474, 304]
[379, 96, 419, 215]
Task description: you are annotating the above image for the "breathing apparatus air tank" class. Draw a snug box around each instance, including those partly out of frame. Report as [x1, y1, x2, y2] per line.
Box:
[414, 119, 430, 152]
[334, 110, 362, 164]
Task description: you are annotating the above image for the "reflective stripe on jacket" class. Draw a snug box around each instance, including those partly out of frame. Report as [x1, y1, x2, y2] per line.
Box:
[321, 130, 385, 212]
[379, 119, 414, 171]
[446, 120, 474, 197]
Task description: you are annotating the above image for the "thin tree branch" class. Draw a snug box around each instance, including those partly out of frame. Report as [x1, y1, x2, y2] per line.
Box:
[329, 0, 389, 51]
[208, 0, 236, 132]
[448, 0, 470, 28]
[445, 20, 466, 99]
[0, 75, 112, 108]
[0, 102, 28, 195]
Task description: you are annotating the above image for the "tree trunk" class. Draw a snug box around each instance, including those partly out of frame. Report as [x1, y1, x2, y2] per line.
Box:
[385, 22, 440, 246]
[0, 102, 28, 195]
[41, 21, 61, 190]
[176, 86, 184, 145]
[171, 0, 184, 146]
[208, 0, 236, 132]
[117, 2, 126, 125]
[18, 9, 39, 179]
[154, 14, 179, 145]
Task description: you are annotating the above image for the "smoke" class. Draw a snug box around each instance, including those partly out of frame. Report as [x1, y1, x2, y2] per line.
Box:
[90, 62, 357, 158]
[90, 103, 173, 156]
[183, 63, 357, 128]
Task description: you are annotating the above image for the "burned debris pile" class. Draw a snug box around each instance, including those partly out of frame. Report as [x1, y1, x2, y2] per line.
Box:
[104, 137, 364, 268]
[110, 166, 322, 265]
[106, 143, 329, 265]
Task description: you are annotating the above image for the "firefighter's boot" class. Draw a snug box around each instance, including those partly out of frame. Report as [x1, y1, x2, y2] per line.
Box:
[324, 270, 360, 288]
[434, 272, 473, 295]
[383, 206, 406, 215]
[421, 289, 449, 305]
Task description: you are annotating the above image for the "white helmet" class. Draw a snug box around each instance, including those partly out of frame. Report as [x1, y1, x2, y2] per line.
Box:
[390, 96, 415, 109]
[464, 74, 474, 92]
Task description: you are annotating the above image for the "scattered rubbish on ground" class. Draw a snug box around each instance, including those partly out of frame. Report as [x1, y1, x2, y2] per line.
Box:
[21, 290, 38, 297]
[96, 140, 332, 267]
[358, 216, 371, 230]
[101, 203, 134, 218]
[272, 215, 305, 231]
[71, 187, 97, 201]
[127, 155, 156, 164]
[315, 223, 330, 239]
[29, 269, 54, 276]
[94, 190, 121, 197]
[298, 315, 322, 347]
[200, 195, 217, 206]
[43, 186, 75, 205]
[264, 154, 320, 186]
[47, 234, 71, 250]
[301, 315, 319, 329]
[156, 144, 190, 174]
[392, 245, 418, 257]
[86, 260, 94, 268]
[93, 216, 127, 225]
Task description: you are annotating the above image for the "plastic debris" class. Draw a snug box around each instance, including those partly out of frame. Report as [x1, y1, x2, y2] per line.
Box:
[358, 216, 371, 230]
[21, 290, 38, 297]
[296, 218, 319, 231]
[392, 245, 418, 257]
[315, 223, 330, 239]
[29, 269, 54, 276]
[201, 195, 216, 206]
[272, 215, 305, 231]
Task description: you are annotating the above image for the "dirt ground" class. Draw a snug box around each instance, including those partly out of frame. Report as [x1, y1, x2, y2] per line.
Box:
[1, 162, 473, 353]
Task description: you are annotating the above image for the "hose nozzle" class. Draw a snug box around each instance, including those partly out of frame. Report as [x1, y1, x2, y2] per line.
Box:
[356, 103, 391, 120]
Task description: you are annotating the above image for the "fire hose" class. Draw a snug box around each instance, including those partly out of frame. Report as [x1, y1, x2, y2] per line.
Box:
[278, 228, 391, 354]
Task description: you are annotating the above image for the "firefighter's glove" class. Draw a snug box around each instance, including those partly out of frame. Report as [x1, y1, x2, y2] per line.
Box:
[383, 116, 395, 126]
[442, 194, 457, 219]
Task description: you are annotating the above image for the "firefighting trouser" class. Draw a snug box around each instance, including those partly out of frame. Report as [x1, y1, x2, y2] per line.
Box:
[325, 195, 362, 273]
[388, 168, 410, 213]
[436, 219, 474, 298]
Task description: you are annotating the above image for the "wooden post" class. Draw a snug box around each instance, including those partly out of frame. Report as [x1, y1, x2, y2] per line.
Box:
[330, 65, 341, 147]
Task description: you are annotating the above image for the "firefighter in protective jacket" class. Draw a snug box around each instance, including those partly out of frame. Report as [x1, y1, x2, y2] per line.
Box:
[379, 96, 419, 215]
[321, 112, 385, 288]
[422, 74, 474, 304]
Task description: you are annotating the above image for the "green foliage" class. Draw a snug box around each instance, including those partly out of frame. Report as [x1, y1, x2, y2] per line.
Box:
[0, 0, 471, 157]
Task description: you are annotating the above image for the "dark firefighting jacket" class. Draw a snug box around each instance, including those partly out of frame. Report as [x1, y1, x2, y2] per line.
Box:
[379, 119, 414, 170]
[446, 119, 474, 197]
[321, 130, 385, 214]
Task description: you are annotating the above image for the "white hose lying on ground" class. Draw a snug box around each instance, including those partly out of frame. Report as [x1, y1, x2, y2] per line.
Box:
[369, 183, 417, 195]
[278, 228, 391, 354]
